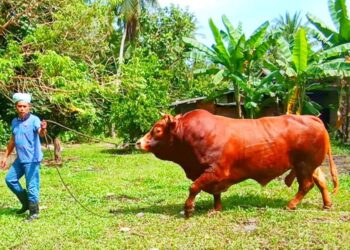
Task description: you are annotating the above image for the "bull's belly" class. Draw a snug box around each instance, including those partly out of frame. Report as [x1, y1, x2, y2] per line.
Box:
[202, 179, 235, 194]
[231, 161, 293, 187]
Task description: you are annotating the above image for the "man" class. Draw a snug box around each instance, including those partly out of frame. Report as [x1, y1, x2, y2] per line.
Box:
[0, 93, 47, 221]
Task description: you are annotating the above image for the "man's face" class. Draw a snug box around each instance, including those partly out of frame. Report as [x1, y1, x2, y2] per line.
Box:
[15, 101, 30, 118]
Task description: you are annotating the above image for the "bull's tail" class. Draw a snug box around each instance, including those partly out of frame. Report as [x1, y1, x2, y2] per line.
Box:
[327, 143, 339, 194]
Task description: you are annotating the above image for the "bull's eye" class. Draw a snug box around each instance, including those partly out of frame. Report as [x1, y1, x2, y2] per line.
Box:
[155, 127, 162, 135]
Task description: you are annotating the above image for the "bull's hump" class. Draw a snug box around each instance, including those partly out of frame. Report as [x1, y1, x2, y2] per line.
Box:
[182, 109, 212, 120]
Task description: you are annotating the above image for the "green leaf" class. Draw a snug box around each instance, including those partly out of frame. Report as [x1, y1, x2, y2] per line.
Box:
[277, 37, 292, 62]
[319, 42, 350, 59]
[306, 83, 323, 91]
[193, 68, 220, 75]
[286, 67, 297, 77]
[246, 21, 269, 48]
[307, 13, 339, 44]
[293, 28, 308, 73]
[304, 100, 321, 116]
[212, 69, 225, 84]
[318, 60, 350, 77]
[253, 40, 270, 60]
[209, 18, 231, 66]
[182, 37, 215, 57]
[222, 15, 241, 42]
[337, 0, 350, 41]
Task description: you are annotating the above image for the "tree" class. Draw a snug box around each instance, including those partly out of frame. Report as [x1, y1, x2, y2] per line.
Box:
[273, 11, 304, 44]
[0, 0, 116, 150]
[115, 0, 158, 80]
[110, 6, 201, 141]
[184, 15, 270, 118]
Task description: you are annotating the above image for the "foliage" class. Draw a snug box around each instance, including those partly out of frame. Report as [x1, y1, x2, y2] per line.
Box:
[0, 119, 11, 147]
[184, 16, 271, 118]
[110, 6, 204, 141]
[272, 11, 304, 44]
[0, 0, 116, 139]
[1, 144, 350, 248]
[111, 52, 170, 141]
[113, 0, 158, 81]
[307, 0, 350, 47]
[306, 0, 350, 143]
[135, 6, 204, 100]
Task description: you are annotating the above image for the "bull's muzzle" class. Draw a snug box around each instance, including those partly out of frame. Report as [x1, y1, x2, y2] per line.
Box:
[135, 140, 142, 149]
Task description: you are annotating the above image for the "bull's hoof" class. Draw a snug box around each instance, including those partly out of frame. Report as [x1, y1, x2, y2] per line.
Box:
[323, 204, 332, 209]
[207, 209, 221, 217]
[184, 208, 194, 219]
[285, 206, 297, 211]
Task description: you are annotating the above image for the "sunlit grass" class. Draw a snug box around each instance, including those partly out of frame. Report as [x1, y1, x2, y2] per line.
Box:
[0, 143, 349, 249]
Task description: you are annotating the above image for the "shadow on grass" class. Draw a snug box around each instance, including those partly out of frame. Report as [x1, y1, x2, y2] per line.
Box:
[109, 193, 289, 218]
[99, 148, 141, 155]
[0, 206, 22, 217]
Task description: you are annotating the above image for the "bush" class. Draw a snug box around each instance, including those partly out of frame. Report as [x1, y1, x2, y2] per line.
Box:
[0, 120, 11, 148]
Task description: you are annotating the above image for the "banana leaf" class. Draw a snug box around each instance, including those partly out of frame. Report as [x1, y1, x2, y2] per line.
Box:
[293, 28, 308, 73]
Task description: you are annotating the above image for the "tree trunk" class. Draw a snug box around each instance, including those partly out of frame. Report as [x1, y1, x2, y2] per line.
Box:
[344, 78, 350, 142]
[53, 137, 62, 163]
[111, 123, 116, 139]
[112, 25, 127, 139]
[336, 78, 350, 143]
[116, 24, 127, 82]
[234, 83, 243, 118]
[286, 85, 300, 114]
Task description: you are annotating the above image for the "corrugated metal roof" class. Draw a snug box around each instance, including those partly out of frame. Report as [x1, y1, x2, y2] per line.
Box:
[171, 96, 206, 106]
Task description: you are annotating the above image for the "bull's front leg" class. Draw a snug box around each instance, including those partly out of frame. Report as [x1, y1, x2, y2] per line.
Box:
[184, 171, 222, 218]
[184, 182, 200, 218]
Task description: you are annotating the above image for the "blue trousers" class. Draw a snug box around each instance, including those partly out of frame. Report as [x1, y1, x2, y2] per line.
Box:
[5, 158, 41, 203]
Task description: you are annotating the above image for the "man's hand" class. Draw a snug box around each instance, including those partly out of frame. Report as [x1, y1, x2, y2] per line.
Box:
[39, 120, 47, 137]
[0, 158, 7, 170]
[41, 120, 47, 129]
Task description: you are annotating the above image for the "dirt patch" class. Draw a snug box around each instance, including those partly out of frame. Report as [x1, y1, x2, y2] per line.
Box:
[320, 155, 350, 175]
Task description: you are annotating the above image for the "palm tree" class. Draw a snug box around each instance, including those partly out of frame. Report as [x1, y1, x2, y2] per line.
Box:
[273, 11, 304, 44]
[115, 0, 158, 79]
[109, 0, 157, 138]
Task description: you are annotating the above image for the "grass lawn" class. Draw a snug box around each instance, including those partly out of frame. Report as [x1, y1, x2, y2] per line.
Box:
[0, 143, 350, 249]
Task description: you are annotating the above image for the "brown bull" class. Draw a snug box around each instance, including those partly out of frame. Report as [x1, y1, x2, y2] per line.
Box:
[136, 109, 339, 218]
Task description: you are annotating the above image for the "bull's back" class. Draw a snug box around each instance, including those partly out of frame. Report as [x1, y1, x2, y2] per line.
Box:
[213, 114, 328, 183]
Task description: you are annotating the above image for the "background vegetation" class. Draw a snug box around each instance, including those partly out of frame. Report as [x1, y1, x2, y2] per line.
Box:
[0, 0, 349, 145]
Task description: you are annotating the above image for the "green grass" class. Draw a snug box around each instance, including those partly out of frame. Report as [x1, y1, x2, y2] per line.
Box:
[331, 140, 350, 155]
[1, 143, 350, 249]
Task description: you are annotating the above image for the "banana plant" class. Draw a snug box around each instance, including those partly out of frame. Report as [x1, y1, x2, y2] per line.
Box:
[266, 28, 323, 115]
[306, 0, 350, 77]
[183, 15, 270, 118]
[307, 0, 350, 141]
[307, 0, 350, 48]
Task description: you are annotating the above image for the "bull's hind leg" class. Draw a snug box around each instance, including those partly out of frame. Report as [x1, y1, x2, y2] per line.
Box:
[284, 169, 296, 187]
[287, 163, 315, 210]
[313, 167, 332, 209]
[213, 193, 222, 211]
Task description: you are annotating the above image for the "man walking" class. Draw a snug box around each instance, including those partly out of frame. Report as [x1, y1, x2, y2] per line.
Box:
[0, 93, 47, 221]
